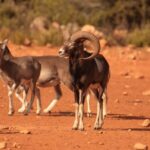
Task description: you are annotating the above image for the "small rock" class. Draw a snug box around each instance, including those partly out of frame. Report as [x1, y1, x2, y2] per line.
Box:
[128, 129, 132, 132]
[0, 126, 9, 130]
[135, 99, 142, 103]
[12, 143, 17, 148]
[129, 113, 133, 116]
[0, 142, 7, 149]
[114, 99, 119, 103]
[98, 131, 103, 134]
[135, 74, 145, 79]
[125, 85, 130, 89]
[120, 72, 130, 76]
[134, 143, 148, 150]
[142, 90, 150, 96]
[145, 47, 150, 52]
[99, 142, 104, 145]
[123, 91, 128, 96]
[87, 124, 91, 128]
[23, 38, 31, 47]
[134, 103, 138, 106]
[141, 119, 150, 127]
[129, 54, 137, 60]
[20, 130, 31, 134]
[12, 142, 21, 149]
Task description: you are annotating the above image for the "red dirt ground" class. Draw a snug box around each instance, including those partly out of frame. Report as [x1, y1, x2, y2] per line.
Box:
[0, 44, 150, 150]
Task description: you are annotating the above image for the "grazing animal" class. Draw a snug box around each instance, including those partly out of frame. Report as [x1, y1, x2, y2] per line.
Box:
[59, 31, 110, 130]
[0, 69, 29, 113]
[0, 40, 41, 115]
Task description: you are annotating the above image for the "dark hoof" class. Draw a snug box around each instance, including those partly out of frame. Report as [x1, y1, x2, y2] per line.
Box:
[72, 127, 78, 130]
[23, 112, 28, 116]
[8, 111, 15, 116]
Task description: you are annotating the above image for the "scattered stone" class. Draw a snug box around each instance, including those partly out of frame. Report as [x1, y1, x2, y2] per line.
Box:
[12, 142, 21, 149]
[123, 91, 128, 96]
[135, 99, 142, 103]
[87, 141, 91, 144]
[120, 72, 130, 77]
[135, 74, 145, 79]
[128, 129, 132, 132]
[134, 143, 148, 150]
[145, 47, 150, 52]
[142, 90, 150, 96]
[0, 142, 7, 149]
[134, 103, 138, 106]
[23, 38, 31, 47]
[81, 24, 104, 39]
[141, 119, 150, 127]
[98, 131, 103, 134]
[99, 142, 104, 145]
[0, 126, 9, 130]
[20, 129, 31, 134]
[128, 54, 137, 60]
[125, 85, 130, 89]
[114, 99, 119, 103]
[30, 16, 49, 33]
[12, 143, 17, 148]
[87, 124, 91, 128]
[127, 44, 136, 50]
[129, 113, 133, 116]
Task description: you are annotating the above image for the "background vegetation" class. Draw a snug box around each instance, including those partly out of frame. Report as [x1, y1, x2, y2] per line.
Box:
[0, 0, 150, 46]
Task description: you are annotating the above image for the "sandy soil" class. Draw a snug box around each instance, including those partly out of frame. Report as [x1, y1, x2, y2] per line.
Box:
[0, 44, 150, 150]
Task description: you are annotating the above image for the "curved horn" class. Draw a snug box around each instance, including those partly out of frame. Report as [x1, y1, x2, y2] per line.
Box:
[70, 31, 100, 60]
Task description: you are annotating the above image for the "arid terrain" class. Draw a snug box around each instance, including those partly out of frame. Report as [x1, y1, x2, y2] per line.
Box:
[0, 44, 150, 150]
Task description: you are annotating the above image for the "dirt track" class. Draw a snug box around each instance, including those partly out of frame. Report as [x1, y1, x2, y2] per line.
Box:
[0, 44, 150, 150]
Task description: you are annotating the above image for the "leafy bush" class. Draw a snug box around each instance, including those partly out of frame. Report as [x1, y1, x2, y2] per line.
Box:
[31, 27, 63, 46]
[10, 30, 26, 44]
[126, 24, 150, 47]
[0, 0, 149, 46]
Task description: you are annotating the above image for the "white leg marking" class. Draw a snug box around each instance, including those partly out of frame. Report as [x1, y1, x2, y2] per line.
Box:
[78, 103, 84, 130]
[102, 92, 107, 118]
[78, 90, 84, 130]
[72, 103, 79, 130]
[15, 87, 27, 113]
[35, 88, 41, 115]
[86, 93, 92, 117]
[7, 84, 16, 115]
[43, 99, 58, 113]
[94, 101, 102, 129]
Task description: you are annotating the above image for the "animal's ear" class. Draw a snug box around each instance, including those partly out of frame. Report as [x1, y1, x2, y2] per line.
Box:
[1, 39, 8, 50]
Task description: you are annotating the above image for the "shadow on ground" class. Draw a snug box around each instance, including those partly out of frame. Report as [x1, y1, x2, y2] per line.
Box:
[107, 113, 150, 120]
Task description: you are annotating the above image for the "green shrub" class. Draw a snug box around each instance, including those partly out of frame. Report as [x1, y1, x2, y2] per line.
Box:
[10, 30, 26, 45]
[126, 24, 150, 47]
[31, 27, 63, 46]
[0, 27, 10, 41]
